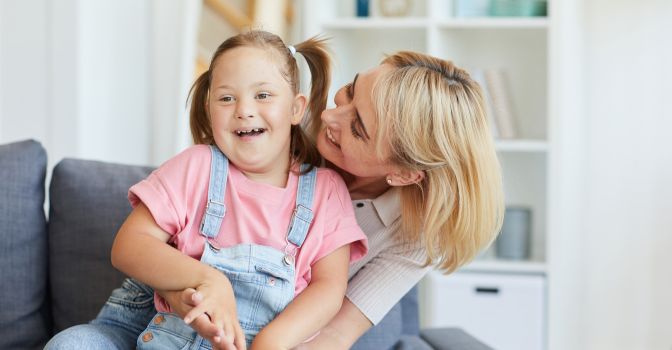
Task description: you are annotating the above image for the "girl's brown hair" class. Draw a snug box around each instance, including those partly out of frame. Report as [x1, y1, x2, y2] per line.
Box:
[188, 30, 330, 172]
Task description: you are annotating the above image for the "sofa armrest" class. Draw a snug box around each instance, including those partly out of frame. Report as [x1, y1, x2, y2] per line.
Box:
[420, 328, 493, 350]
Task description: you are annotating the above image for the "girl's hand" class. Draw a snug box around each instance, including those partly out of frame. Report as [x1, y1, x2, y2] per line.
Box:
[161, 288, 241, 350]
[183, 271, 247, 350]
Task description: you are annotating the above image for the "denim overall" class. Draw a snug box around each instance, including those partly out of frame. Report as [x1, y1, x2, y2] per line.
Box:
[137, 145, 317, 349]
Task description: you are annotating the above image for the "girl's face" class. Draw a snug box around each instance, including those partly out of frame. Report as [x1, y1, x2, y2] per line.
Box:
[317, 64, 396, 179]
[208, 46, 305, 182]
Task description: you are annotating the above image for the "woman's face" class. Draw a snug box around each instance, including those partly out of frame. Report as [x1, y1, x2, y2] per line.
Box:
[317, 64, 396, 179]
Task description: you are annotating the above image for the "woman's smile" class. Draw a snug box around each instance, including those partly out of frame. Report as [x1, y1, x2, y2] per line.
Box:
[326, 128, 340, 148]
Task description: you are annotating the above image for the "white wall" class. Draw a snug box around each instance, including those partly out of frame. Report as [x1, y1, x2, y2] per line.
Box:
[580, 0, 672, 348]
[0, 0, 199, 168]
[0, 0, 50, 147]
[551, 0, 672, 349]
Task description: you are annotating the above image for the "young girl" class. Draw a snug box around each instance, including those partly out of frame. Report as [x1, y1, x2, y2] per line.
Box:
[110, 30, 368, 350]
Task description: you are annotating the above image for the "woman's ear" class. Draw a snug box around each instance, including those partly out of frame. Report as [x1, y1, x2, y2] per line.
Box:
[387, 168, 425, 186]
[291, 94, 308, 125]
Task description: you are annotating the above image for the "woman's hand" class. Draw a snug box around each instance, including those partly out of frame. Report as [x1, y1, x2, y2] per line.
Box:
[181, 271, 247, 350]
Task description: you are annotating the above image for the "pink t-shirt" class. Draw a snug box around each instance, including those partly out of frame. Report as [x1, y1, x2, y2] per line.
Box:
[128, 145, 368, 312]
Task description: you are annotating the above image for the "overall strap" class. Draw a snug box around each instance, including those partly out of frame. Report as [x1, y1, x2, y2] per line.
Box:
[200, 145, 229, 239]
[285, 164, 317, 249]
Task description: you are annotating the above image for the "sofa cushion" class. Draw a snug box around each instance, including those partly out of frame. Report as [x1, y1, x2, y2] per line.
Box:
[48, 158, 154, 332]
[0, 140, 50, 350]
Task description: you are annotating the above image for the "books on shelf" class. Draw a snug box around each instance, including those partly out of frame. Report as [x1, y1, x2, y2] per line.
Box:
[471, 68, 518, 139]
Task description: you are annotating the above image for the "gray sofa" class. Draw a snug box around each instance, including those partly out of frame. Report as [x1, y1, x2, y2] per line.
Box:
[0, 139, 492, 350]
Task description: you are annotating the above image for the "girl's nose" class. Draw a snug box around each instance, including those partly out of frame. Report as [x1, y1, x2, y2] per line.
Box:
[235, 98, 254, 118]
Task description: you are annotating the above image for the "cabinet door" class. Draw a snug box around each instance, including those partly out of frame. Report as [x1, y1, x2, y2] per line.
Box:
[420, 271, 546, 350]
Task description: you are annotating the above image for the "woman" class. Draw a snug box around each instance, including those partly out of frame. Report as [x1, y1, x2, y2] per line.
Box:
[46, 51, 503, 349]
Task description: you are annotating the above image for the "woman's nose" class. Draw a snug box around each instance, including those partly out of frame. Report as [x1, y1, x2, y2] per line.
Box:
[333, 87, 347, 106]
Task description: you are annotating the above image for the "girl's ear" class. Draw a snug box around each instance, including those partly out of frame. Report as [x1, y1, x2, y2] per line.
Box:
[387, 168, 425, 186]
[291, 94, 308, 125]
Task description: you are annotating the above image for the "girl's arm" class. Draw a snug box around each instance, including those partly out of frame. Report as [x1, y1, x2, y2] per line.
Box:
[111, 203, 246, 350]
[250, 245, 351, 350]
[111, 203, 218, 289]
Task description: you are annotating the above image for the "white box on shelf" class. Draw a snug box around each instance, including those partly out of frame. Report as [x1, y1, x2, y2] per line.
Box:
[420, 270, 546, 350]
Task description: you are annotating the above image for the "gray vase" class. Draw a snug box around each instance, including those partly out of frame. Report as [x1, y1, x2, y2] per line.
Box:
[496, 207, 531, 260]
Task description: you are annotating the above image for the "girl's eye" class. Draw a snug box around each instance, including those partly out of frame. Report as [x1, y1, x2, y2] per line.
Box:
[350, 119, 362, 139]
[220, 96, 234, 103]
[256, 92, 271, 100]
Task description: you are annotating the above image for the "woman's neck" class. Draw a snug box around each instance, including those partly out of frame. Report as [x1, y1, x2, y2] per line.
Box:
[329, 163, 390, 200]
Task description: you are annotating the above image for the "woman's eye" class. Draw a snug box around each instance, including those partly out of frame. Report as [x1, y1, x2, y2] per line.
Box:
[350, 119, 362, 139]
[343, 83, 353, 100]
[256, 92, 271, 100]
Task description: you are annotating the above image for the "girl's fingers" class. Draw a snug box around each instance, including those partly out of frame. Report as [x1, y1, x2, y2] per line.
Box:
[191, 313, 221, 339]
[221, 319, 235, 345]
[183, 303, 209, 324]
[190, 291, 204, 304]
[233, 323, 247, 350]
[180, 288, 203, 306]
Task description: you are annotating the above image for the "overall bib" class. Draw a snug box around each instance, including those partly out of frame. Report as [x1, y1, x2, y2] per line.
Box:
[137, 145, 317, 349]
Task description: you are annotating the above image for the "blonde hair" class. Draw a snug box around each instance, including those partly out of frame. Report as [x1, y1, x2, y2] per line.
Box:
[188, 30, 330, 172]
[374, 51, 504, 273]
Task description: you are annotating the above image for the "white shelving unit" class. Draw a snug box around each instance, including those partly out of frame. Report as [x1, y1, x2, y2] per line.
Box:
[302, 1, 551, 349]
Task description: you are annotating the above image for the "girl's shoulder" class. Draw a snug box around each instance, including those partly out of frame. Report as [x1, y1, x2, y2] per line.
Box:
[313, 166, 347, 188]
[311, 166, 353, 209]
[161, 144, 212, 167]
[175, 144, 212, 161]
[153, 144, 212, 180]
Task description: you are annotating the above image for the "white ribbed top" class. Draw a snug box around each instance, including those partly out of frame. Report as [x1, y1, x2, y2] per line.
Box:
[346, 188, 430, 325]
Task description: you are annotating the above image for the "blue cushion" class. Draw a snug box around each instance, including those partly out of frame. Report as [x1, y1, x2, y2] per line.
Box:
[48, 158, 154, 332]
[351, 286, 421, 350]
[0, 140, 50, 350]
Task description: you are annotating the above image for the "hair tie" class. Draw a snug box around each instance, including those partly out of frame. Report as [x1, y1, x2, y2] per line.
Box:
[287, 45, 296, 57]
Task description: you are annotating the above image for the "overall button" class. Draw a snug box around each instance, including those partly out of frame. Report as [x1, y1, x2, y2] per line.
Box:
[142, 332, 154, 342]
[153, 315, 165, 324]
[283, 255, 295, 265]
[268, 277, 276, 286]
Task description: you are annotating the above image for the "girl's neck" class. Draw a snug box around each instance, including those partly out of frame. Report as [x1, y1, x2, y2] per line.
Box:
[236, 158, 292, 188]
[240, 168, 289, 188]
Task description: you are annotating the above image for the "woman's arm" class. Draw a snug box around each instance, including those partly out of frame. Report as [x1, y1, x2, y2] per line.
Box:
[294, 298, 372, 349]
[251, 245, 351, 350]
[298, 236, 431, 349]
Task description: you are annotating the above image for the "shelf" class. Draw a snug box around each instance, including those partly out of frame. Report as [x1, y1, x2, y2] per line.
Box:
[495, 139, 548, 152]
[459, 259, 547, 275]
[322, 17, 548, 30]
[437, 17, 548, 29]
[322, 17, 428, 29]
